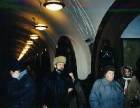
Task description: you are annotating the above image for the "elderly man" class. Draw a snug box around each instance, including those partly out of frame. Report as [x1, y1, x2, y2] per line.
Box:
[42, 56, 75, 108]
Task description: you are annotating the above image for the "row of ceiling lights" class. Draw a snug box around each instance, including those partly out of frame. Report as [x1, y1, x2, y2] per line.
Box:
[18, 0, 65, 60]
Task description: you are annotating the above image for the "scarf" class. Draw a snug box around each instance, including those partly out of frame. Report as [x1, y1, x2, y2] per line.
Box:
[123, 77, 131, 94]
[18, 70, 27, 80]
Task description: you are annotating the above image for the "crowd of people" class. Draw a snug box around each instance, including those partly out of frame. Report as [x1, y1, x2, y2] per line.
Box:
[0, 55, 140, 108]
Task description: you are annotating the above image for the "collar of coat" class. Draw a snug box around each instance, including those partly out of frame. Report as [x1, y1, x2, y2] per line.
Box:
[18, 69, 27, 80]
[102, 77, 114, 85]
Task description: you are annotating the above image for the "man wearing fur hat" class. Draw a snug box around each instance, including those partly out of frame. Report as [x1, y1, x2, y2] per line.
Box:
[42, 56, 75, 108]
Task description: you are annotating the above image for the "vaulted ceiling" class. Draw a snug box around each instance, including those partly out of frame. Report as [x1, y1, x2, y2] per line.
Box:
[0, 0, 140, 75]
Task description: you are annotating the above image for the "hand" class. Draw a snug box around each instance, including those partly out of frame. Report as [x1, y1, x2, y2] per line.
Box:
[68, 88, 73, 93]
[42, 105, 47, 108]
[124, 88, 127, 93]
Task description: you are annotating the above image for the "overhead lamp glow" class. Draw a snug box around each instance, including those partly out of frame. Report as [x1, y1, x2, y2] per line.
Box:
[18, 54, 24, 60]
[25, 45, 30, 49]
[43, 0, 65, 11]
[23, 48, 28, 52]
[27, 40, 33, 45]
[21, 50, 27, 54]
[30, 34, 38, 40]
[35, 24, 47, 30]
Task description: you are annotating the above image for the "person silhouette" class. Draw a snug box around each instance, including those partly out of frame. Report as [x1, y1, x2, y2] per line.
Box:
[99, 39, 115, 76]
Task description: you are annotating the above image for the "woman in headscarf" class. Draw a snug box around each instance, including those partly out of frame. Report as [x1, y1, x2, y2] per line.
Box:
[118, 66, 133, 94]
[124, 56, 140, 108]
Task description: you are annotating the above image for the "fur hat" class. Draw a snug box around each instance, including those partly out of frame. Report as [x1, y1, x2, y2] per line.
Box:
[53, 56, 66, 65]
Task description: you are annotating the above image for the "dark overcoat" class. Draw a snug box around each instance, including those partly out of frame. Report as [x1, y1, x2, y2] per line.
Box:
[6, 72, 36, 108]
[42, 70, 75, 108]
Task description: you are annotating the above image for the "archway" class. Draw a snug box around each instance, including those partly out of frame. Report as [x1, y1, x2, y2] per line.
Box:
[55, 36, 77, 78]
[41, 49, 51, 76]
[91, 0, 140, 80]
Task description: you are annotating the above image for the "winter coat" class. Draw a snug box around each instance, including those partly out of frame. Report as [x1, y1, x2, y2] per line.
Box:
[6, 70, 36, 108]
[124, 76, 140, 108]
[89, 77, 124, 108]
[42, 70, 75, 108]
[117, 66, 133, 94]
[69, 78, 87, 108]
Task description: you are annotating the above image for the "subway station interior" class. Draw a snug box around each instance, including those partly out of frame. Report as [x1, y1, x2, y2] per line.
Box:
[0, 0, 140, 107]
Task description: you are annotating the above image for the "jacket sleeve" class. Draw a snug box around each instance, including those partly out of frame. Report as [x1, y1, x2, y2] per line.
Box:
[89, 80, 101, 108]
[116, 81, 124, 108]
[124, 76, 138, 108]
[75, 81, 87, 107]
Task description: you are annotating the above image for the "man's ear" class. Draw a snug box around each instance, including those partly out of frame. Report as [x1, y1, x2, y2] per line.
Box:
[10, 71, 14, 75]
[54, 64, 56, 68]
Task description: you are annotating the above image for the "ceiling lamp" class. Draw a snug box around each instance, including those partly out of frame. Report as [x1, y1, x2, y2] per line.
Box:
[30, 34, 39, 39]
[27, 40, 33, 45]
[35, 24, 47, 30]
[25, 45, 30, 49]
[34, 3, 48, 30]
[43, 0, 65, 11]
[18, 54, 24, 60]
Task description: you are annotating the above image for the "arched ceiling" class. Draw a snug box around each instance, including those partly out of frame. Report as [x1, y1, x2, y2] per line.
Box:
[0, 0, 140, 76]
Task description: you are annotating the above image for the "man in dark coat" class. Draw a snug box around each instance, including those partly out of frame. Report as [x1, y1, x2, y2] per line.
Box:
[69, 72, 88, 108]
[42, 56, 75, 108]
[5, 60, 36, 108]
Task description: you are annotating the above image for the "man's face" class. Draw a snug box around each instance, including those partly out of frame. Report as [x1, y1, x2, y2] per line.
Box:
[10, 70, 20, 79]
[105, 71, 114, 82]
[55, 62, 64, 71]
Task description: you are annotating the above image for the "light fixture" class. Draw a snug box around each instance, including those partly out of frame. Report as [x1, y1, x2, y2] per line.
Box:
[30, 34, 39, 39]
[43, 0, 65, 11]
[27, 40, 33, 45]
[35, 24, 47, 30]
[34, 2, 48, 30]
[25, 45, 30, 49]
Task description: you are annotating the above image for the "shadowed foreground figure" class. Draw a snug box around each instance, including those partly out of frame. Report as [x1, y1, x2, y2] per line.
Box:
[5, 60, 36, 108]
[89, 66, 124, 108]
[99, 39, 115, 77]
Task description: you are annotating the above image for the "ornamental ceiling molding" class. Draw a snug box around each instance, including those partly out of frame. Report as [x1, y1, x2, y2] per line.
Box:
[63, 0, 95, 40]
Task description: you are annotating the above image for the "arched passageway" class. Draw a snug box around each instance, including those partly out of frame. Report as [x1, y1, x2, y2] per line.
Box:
[55, 36, 77, 78]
